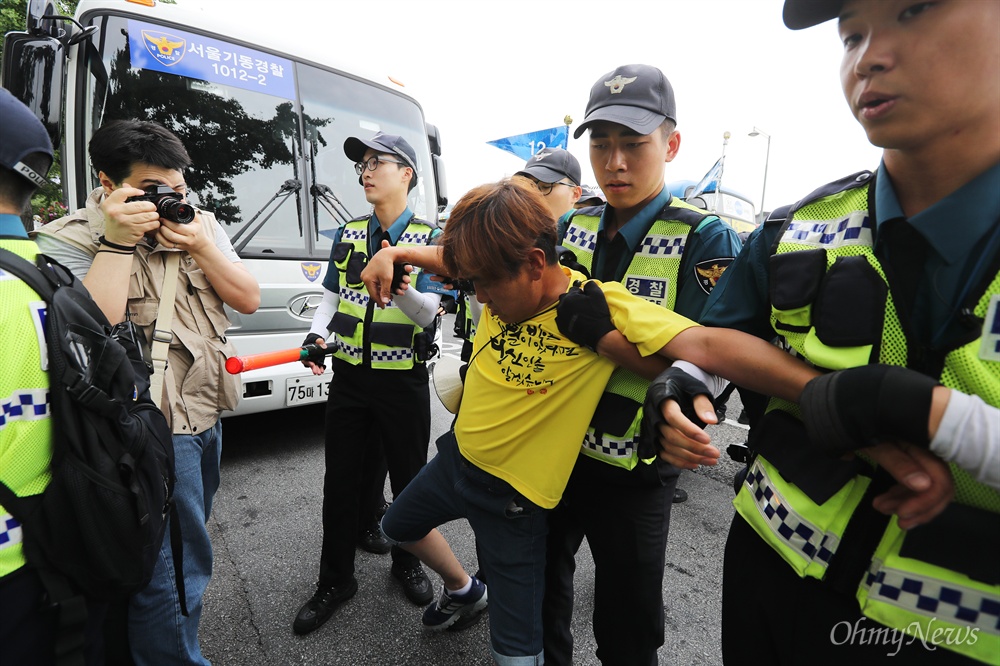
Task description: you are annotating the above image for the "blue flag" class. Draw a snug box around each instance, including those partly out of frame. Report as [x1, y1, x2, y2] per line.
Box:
[690, 157, 724, 197]
[487, 126, 568, 161]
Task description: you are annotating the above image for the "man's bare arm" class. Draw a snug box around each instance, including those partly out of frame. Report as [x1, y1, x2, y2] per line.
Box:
[361, 241, 446, 306]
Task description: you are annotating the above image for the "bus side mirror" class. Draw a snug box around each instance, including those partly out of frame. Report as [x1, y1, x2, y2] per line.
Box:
[432, 153, 448, 213]
[426, 122, 442, 157]
[2, 31, 64, 148]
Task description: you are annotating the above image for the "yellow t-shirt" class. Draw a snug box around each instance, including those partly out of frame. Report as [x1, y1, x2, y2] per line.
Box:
[456, 267, 697, 508]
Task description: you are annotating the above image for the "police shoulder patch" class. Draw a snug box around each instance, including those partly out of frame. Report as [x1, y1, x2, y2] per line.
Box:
[694, 258, 734, 294]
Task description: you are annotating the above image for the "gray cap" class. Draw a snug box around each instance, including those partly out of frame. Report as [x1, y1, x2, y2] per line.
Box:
[577, 186, 605, 206]
[0, 88, 53, 188]
[344, 131, 418, 186]
[574, 64, 676, 139]
[514, 148, 581, 186]
[782, 0, 844, 29]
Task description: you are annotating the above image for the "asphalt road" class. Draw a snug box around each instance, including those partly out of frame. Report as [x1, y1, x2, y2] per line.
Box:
[200, 317, 752, 665]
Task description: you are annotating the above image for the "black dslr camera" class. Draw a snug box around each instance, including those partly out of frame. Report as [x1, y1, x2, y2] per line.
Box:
[127, 185, 195, 224]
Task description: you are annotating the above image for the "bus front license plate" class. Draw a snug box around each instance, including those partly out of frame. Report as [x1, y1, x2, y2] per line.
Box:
[285, 375, 330, 406]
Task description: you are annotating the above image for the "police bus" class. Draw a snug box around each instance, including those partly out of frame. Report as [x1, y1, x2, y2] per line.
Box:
[667, 180, 758, 236]
[3, 0, 448, 416]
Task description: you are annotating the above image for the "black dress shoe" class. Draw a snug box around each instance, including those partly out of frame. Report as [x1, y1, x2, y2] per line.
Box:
[357, 524, 391, 555]
[292, 578, 358, 635]
[673, 488, 688, 503]
[391, 563, 433, 606]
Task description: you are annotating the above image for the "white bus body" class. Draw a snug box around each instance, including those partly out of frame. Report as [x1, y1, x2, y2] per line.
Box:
[4, 0, 447, 416]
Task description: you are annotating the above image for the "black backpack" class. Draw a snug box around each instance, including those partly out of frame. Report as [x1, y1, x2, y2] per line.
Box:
[0, 248, 185, 659]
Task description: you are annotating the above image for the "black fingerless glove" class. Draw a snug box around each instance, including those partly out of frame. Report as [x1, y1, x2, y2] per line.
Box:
[555, 280, 615, 351]
[799, 364, 938, 456]
[639, 367, 713, 457]
[302, 333, 327, 369]
[391, 262, 411, 293]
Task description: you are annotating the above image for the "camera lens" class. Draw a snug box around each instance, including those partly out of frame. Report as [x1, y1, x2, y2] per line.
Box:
[158, 198, 195, 224]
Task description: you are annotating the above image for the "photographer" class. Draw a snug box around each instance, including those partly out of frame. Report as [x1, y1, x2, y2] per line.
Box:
[35, 119, 259, 665]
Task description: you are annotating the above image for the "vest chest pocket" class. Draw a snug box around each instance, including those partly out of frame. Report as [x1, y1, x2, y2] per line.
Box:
[330, 311, 360, 338]
[370, 322, 415, 348]
[813, 256, 886, 347]
[333, 242, 370, 288]
[185, 268, 230, 338]
[770, 249, 826, 333]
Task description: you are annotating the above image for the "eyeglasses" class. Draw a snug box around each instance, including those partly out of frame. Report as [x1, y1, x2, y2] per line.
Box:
[532, 180, 577, 196]
[354, 155, 407, 175]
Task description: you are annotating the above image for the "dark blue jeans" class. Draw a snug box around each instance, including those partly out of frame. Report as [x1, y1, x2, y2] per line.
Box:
[382, 431, 547, 665]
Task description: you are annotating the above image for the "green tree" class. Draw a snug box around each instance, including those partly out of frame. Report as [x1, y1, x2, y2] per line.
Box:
[2, 0, 79, 227]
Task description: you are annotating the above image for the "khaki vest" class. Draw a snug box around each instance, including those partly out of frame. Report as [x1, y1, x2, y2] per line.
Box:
[36, 189, 240, 434]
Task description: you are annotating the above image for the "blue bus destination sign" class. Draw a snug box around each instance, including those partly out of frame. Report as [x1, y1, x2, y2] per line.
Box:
[128, 19, 295, 100]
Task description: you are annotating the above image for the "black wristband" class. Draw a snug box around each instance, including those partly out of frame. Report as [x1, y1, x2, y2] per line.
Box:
[96, 248, 134, 256]
[99, 235, 136, 252]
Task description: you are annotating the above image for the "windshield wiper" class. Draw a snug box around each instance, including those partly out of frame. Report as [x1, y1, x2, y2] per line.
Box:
[230, 179, 301, 254]
[311, 183, 354, 236]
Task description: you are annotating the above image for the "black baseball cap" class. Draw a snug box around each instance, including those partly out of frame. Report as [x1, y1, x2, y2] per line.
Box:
[344, 131, 418, 185]
[515, 148, 581, 186]
[783, 0, 844, 29]
[574, 64, 677, 139]
[0, 87, 53, 188]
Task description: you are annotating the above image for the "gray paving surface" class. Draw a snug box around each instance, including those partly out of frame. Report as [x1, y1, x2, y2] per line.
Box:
[201, 320, 751, 665]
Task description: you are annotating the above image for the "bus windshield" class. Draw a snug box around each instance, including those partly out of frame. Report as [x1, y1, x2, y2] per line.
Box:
[74, 13, 434, 260]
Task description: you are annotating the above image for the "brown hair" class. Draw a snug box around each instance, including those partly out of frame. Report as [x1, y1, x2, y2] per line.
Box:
[442, 178, 558, 280]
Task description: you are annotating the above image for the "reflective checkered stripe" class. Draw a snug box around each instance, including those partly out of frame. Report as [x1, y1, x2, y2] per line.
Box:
[637, 233, 686, 257]
[860, 558, 1000, 663]
[335, 339, 363, 362]
[780, 210, 873, 248]
[562, 224, 597, 257]
[371, 348, 414, 363]
[0, 513, 22, 551]
[331, 218, 433, 369]
[339, 285, 369, 309]
[734, 453, 872, 581]
[581, 431, 634, 460]
[738, 459, 841, 573]
[1, 388, 50, 430]
[341, 227, 366, 242]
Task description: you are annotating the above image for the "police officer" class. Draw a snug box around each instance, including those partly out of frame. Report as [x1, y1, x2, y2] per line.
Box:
[514, 147, 583, 239]
[659, 1, 1000, 663]
[0, 90, 103, 663]
[543, 64, 742, 665]
[293, 131, 441, 635]
[575, 185, 606, 209]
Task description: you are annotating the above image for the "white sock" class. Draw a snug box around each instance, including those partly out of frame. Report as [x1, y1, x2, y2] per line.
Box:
[446, 577, 472, 596]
